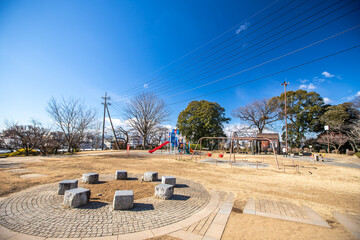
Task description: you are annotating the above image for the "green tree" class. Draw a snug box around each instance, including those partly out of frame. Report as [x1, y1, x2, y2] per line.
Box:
[320, 102, 359, 130]
[320, 101, 360, 151]
[271, 90, 325, 148]
[176, 100, 230, 143]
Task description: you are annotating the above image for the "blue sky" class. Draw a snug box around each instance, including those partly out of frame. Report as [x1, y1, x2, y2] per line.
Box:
[0, 0, 359, 130]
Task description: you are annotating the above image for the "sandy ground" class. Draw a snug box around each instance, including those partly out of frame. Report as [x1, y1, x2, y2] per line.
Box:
[80, 179, 156, 202]
[0, 151, 359, 239]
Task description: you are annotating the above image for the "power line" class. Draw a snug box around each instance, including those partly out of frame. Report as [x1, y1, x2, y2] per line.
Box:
[165, 6, 360, 98]
[121, 0, 311, 98]
[112, 0, 280, 96]
[131, 0, 306, 92]
[117, 0, 355, 100]
[112, 0, 296, 97]
[168, 43, 360, 105]
[154, 0, 352, 97]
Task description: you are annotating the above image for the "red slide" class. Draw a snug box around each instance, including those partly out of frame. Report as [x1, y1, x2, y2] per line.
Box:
[148, 141, 169, 153]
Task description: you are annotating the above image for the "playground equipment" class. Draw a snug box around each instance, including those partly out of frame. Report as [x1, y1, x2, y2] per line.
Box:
[149, 141, 170, 153]
[191, 132, 280, 169]
[148, 129, 193, 155]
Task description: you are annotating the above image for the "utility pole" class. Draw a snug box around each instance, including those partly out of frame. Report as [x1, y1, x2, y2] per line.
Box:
[281, 81, 289, 157]
[101, 92, 109, 150]
[106, 102, 121, 150]
[101, 92, 121, 151]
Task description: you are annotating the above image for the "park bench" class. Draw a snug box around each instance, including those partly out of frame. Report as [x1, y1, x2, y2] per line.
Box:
[113, 190, 134, 210]
[162, 176, 176, 186]
[155, 184, 174, 200]
[63, 187, 90, 208]
[115, 170, 127, 180]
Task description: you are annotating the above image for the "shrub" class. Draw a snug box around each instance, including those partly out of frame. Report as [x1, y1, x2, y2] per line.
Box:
[0, 153, 10, 158]
[356, 152, 360, 158]
[320, 149, 326, 153]
[135, 145, 143, 150]
[347, 151, 355, 156]
[190, 144, 201, 150]
[291, 148, 301, 153]
[331, 150, 337, 154]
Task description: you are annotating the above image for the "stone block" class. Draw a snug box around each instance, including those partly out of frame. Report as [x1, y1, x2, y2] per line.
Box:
[63, 187, 90, 208]
[115, 170, 127, 180]
[162, 176, 176, 186]
[155, 184, 174, 200]
[113, 190, 134, 210]
[58, 179, 78, 195]
[144, 172, 158, 182]
[82, 172, 99, 184]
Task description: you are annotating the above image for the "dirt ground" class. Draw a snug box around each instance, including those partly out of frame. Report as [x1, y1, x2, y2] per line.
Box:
[0, 151, 359, 239]
[80, 179, 156, 202]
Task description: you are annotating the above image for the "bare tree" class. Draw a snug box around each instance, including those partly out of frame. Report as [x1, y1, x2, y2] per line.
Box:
[317, 132, 349, 154]
[3, 120, 49, 155]
[123, 93, 170, 149]
[46, 97, 97, 153]
[115, 126, 133, 147]
[38, 131, 66, 155]
[85, 121, 102, 150]
[148, 126, 169, 146]
[0, 130, 17, 151]
[348, 120, 360, 151]
[232, 98, 280, 134]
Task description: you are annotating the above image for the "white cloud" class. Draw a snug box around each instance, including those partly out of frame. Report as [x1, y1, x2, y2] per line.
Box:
[236, 22, 250, 34]
[299, 78, 309, 84]
[299, 84, 307, 89]
[322, 71, 334, 78]
[105, 118, 130, 128]
[299, 83, 316, 91]
[323, 97, 332, 104]
[308, 83, 316, 90]
[313, 77, 325, 84]
[345, 91, 360, 101]
[143, 84, 148, 88]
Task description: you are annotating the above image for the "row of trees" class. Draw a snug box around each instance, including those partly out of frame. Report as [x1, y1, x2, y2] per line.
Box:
[2, 89, 359, 155]
[0, 93, 172, 154]
[232, 90, 360, 153]
[1, 98, 98, 155]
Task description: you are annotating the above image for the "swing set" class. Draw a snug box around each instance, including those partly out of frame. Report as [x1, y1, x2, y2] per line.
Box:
[191, 133, 280, 169]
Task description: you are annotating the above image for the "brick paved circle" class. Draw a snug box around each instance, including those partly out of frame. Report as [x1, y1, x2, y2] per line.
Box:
[0, 175, 210, 238]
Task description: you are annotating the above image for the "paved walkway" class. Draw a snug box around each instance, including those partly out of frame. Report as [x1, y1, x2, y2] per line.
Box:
[334, 212, 360, 239]
[244, 198, 329, 228]
[0, 175, 234, 240]
[170, 193, 234, 240]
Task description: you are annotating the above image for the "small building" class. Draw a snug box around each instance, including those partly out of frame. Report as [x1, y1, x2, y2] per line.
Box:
[255, 133, 280, 154]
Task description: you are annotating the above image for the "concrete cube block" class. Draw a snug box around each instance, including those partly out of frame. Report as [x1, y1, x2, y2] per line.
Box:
[63, 187, 90, 208]
[161, 176, 176, 186]
[115, 170, 127, 180]
[82, 172, 99, 184]
[155, 184, 174, 200]
[58, 180, 78, 195]
[113, 190, 134, 210]
[144, 172, 158, 182]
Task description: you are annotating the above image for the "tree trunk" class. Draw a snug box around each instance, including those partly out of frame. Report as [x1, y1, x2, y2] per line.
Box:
[142, 135, 146, 150]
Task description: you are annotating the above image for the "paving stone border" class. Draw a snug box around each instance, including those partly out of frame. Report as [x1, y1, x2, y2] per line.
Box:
[0, 174, 210, 238]
[244, 198, 330, 228]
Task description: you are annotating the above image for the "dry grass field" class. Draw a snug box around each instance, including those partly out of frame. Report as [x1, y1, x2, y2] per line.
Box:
[0, 151, 359, 239]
